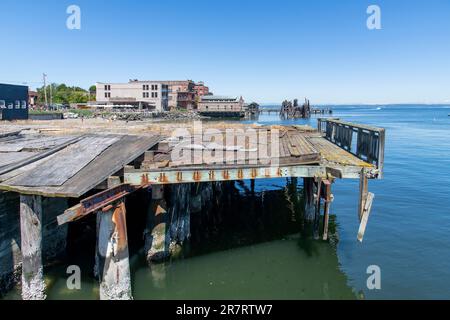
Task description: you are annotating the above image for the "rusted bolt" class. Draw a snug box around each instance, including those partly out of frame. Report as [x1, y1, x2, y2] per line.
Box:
[209, 170, 215, 180]
[193, 171, 201, 181]
[159, 173, 168, 183]
[238, 169, 243, 179]
[251, 168, 257, 178]
[141, 174, 149, 186]
[176, 172, 183, 182]
[223, 170, 230, 180]
[277, 168, 282, 177]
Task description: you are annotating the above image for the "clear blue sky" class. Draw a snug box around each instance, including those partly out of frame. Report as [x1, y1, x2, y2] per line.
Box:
[1, 0, 449, 104]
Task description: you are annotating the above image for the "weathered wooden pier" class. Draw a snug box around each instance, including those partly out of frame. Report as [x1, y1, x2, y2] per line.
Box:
[0, 118, 385, 300]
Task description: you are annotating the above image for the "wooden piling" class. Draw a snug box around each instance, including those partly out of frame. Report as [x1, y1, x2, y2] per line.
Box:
[357, 192, 374, 242]
[313, 179, 322, 240]
[358, 168, 368, 221]
[322, 180, 332, 241]
[20, 195, 46, 300]
[144, 185, 170, 263]
[357, 168, 375, 242]
[97, 200, 132, 300]
[303, 178, 315, 221]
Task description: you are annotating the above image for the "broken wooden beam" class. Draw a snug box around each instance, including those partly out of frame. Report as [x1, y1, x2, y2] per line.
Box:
[357, 192, 375, 242]
[57, 183, 140, 225]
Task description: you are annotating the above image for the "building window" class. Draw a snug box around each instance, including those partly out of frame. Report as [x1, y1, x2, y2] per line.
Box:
[0, 100, 5, 109]
[104, 85, 111, 91]
[21, 101, 27, 109]
[155, 92, 158, 98]
[105, 93, 108, 98]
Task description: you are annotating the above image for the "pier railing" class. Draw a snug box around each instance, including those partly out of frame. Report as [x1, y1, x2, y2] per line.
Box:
[317, 118, 385, 178]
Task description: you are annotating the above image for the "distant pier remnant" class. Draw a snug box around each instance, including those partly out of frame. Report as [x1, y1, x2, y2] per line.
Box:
[279, 98, 332, 119]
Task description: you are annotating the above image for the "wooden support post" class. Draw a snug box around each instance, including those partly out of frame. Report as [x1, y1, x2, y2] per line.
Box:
[357, 168, 375, 242]
[313, 178, 322, 240]
[250, 179, 255, 196]
[303, 178, 315, 221]
[322, 180, 332, 241]
[358, 168, 368, 221]
[97, 200, 132, 300]
[144, 185, 170, 263]
[20, 195, 46, 300]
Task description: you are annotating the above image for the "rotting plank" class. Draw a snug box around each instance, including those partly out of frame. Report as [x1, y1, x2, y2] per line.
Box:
[0, 135, 83, 178]
[0, 151, 37, 169]
[8, 135, 119, 187]
[0, 135, 76, 152]
[0, 134, 160, 197]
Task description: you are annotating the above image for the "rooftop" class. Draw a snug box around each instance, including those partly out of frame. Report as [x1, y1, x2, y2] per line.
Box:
[201, 95, 238, 101]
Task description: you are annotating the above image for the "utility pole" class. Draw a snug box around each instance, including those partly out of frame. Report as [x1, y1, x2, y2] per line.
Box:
[49, 82, 53, 108]
[42, 73, 48, 108]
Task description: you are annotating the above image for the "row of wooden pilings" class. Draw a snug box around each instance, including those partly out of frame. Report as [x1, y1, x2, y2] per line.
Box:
[18, 177, 333, 300]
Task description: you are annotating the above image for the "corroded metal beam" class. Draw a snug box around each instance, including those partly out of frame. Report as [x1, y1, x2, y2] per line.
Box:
[124, 164, 370, 186]
[57, 184, 141, 225]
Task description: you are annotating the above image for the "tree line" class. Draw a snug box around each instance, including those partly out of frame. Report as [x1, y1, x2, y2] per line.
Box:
[36, 84, 96, 105]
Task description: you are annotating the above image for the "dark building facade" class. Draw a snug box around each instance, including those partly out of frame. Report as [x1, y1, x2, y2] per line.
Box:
[0, 84, 29, 121]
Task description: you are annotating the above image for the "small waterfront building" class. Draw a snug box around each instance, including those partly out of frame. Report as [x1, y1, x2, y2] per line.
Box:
[0, 83, 29, 121]
[198, 95, 245, 117]
[194, 81, 210, 97]
[95, 81, 169, 112]
[158, 80, 196, 109]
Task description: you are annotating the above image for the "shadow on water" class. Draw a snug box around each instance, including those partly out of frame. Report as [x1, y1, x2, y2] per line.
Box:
[2, 179, 356, 300]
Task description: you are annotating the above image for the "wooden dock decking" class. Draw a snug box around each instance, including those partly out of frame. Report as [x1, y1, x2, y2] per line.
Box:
[0, 119, 384, 196]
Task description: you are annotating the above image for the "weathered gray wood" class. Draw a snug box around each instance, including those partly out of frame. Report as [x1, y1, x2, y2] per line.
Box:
[303, 178, 315, 221]
[0, 136, 83, 178]
[0, 152, 37, 169]
[358, 168, 368, 221]
[145, 185, 170, 263]
[0, 136, 75, 152]
[313, 178, 322, 240]
[10, 136, 119, 187]
[0, 130, 22, 139]
[0, 135, 160, 197]
[357, 192, 374, 242]
[322, 181, 332, 241]
[377, 129, 385, 178]
[97, 201, 132, 300]
[20, 195, 46, 300]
